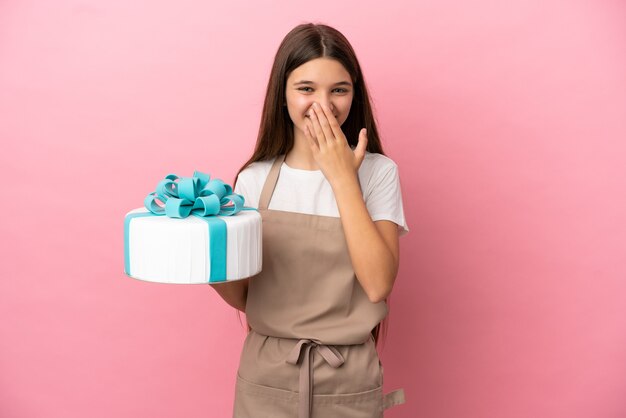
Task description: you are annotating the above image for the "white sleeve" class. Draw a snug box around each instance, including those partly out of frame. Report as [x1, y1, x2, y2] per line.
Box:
[365, 162, 410, 237]
[233, 160, 274, 210]
[234, 171, 258, 209]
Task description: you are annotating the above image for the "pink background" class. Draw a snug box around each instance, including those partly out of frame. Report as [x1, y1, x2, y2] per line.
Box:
[1, 1, 625, 417]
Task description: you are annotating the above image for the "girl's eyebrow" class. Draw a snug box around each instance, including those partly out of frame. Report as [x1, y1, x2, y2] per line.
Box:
[293, 80, 352, 87]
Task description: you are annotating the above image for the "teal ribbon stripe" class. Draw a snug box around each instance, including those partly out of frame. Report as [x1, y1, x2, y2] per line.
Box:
[124, 171, 256, 283]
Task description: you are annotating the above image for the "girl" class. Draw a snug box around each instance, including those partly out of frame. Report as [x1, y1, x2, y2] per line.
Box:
[211, 22, 409, 418]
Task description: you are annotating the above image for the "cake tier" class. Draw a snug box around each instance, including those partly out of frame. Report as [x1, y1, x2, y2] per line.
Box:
[124, 208, 262, 284]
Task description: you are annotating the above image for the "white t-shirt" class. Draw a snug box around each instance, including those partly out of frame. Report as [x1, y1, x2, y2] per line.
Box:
[234, 151, 409, 237]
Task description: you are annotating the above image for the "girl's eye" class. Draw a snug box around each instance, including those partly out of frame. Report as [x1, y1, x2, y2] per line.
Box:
[297, 87, 349, 93]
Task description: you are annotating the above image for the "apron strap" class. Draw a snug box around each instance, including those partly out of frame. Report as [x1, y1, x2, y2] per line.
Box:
[383, 388, 406, 410]
[258, 154, 286, 210]
[380, 357, 406, 410]
[286, 339, 345, 418]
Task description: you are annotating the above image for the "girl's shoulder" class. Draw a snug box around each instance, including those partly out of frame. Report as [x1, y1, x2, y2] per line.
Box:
[359, 151, 399, 179]
[234, 157, 276, 196]
[238, 157, 275, 179]
[362, 150, 398, 166]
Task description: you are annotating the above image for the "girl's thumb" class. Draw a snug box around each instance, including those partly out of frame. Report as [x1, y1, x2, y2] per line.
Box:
[355, 128, 367, 156]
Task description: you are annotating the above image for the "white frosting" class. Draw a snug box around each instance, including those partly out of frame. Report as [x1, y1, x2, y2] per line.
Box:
[125, 208, 262, 284]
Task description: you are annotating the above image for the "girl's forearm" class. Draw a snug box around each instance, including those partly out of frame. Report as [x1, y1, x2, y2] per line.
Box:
[210, 279, 248, 312]
[331, 174, 397, 303]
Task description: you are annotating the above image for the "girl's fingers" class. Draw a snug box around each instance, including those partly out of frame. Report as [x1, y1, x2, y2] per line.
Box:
[304, 121, 319, 152]
[318, 104, 344, 142]
[308, 105, 328, 148]
[312, 104, 336, 143]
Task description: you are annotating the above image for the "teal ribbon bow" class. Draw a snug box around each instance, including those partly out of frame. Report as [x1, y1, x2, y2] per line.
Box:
[144, 171, 245, 218]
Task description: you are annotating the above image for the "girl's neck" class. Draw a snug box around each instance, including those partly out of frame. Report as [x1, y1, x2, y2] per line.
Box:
[284, 129, 320, 171]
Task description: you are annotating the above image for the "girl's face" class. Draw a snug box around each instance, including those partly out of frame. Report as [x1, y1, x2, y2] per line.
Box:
[284, 58, 354, 135]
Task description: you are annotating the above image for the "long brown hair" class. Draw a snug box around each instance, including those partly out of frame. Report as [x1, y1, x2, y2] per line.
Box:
[233, 22, 390, 349]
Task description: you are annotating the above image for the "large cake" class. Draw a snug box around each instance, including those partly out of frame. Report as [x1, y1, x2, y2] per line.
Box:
[124, 171, 262, 284]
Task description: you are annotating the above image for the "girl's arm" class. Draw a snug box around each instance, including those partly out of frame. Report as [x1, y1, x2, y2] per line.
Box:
[212, 173, 253, 312]
[304, 102, 401, 303]
[332, 176, 400, 303]
[210, 279, 249, 312]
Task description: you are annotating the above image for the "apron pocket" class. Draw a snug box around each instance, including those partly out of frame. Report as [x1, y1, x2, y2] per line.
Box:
[235, 373, 385, 418]
[234, 373, 299, 418]
[311, 385, 384, 418]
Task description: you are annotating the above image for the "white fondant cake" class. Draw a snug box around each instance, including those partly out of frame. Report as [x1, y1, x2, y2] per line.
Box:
[124, 208, 262, 284]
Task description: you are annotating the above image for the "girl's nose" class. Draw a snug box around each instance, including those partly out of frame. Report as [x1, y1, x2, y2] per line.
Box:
[314, 102, 335, 111]
[309, 101, 336, 116]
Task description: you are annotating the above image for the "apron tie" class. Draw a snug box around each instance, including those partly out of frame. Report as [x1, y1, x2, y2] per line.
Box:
[286, 339, 345, 418]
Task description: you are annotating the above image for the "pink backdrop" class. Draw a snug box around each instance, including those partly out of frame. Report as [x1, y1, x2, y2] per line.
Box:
[1, 1, 625, 417]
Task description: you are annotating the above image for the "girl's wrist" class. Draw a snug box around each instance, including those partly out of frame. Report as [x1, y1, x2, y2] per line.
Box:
[330, 171, 360, 194]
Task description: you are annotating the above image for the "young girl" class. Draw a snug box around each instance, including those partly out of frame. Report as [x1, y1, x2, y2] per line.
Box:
[211, 22, 409, 418]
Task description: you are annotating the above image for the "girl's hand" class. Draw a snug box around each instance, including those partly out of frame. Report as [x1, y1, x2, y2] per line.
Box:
[304, 102, 367, 187]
